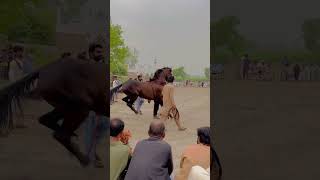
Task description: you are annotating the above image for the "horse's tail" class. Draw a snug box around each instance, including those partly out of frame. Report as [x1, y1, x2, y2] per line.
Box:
[0, 71, 39, 132]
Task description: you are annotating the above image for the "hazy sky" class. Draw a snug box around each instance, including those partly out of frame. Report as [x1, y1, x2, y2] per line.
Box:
[213, 0, 320, 49]
[111, 0, 210, 76]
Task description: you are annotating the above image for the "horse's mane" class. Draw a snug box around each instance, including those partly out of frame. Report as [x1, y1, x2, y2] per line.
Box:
[149, 67, 172, 82]
[150, 68, 164, 81]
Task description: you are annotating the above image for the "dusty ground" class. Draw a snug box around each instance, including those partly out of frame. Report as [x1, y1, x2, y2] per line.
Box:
[0, 100, 108, 180]
[213, 80, 320, 180]
[111, 87, 210, 175]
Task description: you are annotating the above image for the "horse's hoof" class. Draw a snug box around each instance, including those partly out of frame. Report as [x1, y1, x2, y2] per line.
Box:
[79, 155, 90, 167]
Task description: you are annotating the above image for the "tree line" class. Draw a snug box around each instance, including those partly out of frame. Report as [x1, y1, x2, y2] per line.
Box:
[173, 66, 209, 82]
[212, 16, 320, 63]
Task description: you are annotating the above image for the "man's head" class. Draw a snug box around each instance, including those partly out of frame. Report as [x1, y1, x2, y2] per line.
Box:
[137, 74, 143, 81]
[13, 45, 24, 58]
[167, 75, 175, 83]
[148, 120, 166, 139]
[110, 118, 125, 138]
[89, 43, 104, 62]
[197, 127, 210, 146]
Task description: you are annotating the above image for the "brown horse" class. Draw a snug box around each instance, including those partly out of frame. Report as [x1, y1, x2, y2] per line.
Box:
[111, 67, 173, 114]
[0, 57, 108, 166]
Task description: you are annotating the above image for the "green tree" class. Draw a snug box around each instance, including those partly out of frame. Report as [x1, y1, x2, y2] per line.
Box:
[212, 16, 248, 57]
[0, 0, 56, 45]
[204, 67, 210, 79]
[173, 66, 187, 81]
[110, 23, 131, 75]
[302, 18, 320, 52]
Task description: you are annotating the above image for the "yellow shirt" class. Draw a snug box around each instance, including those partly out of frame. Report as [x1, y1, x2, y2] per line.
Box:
[160, 83, 177, 119]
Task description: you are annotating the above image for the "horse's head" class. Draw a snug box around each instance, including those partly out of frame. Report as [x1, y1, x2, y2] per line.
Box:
[161, 67, 173, 80]
[150, 67, 173, 83]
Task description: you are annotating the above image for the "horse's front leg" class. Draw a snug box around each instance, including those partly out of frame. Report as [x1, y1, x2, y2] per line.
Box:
[53, 110, 90, 167]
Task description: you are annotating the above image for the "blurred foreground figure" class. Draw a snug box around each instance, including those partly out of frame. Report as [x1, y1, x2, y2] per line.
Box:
[0, 43, 108, 167]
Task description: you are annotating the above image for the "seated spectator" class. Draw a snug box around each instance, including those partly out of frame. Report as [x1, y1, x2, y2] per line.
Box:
[110, 118, 131, 180]
[188, 133, 223, 180]
[175, 127, 211, 180]
[125, 120, 173, 180]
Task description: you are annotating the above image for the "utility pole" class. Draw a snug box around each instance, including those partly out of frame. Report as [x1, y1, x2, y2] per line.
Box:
[154, 57, 157, 71]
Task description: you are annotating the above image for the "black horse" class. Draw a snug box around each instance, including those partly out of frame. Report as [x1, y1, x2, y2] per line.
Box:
[0, 57, 108, 166]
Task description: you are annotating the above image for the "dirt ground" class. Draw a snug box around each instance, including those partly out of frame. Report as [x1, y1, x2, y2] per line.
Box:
[111, 87, 210, 175]
[213, 80, 320, 180]
[0, 100, 108, 180]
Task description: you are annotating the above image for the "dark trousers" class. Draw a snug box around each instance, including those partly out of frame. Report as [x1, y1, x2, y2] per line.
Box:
[242, 67, 248, 79]
[294, 72, 300, 80]
[153, 102, 159, 116]
[153, 101, 162, 116]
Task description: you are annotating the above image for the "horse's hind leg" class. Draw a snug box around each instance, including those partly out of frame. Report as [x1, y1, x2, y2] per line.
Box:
[53, 110, 90, 166]
[122, 95, 130, 103]
[39, 109, 78, 137]
[127, 96, 139, 114]
[39, 108, 63, 132]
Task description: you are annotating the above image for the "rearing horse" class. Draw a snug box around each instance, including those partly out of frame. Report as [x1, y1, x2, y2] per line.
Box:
[111, 67, 173, 114]
[0, 57, 108, 166]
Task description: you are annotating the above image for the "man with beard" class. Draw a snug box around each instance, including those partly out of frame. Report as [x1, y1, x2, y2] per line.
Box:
[83, 43, 108, 168]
